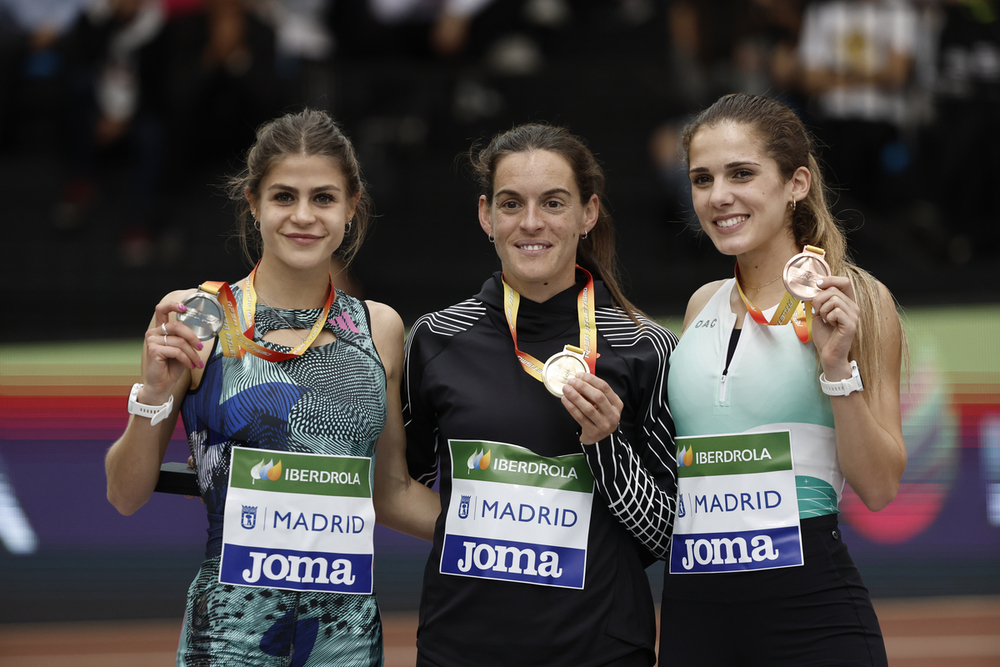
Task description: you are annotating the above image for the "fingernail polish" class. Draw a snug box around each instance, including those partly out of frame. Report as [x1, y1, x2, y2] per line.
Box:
[198, 342, 204, 350]
[178, 303, 188, 311]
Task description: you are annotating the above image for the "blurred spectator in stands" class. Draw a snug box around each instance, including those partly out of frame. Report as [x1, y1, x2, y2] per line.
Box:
[259, 0, 336, 111]
[0, 0, 91, 151]
[358, 0, 500, 59]
[665, 0, 806, 110]
[651, 0, 806, 252]
[914, 0, 1000, 262]
[798, 0, 921, 221]
[161, 0, 279, 176]
[56, 0, 168, 269]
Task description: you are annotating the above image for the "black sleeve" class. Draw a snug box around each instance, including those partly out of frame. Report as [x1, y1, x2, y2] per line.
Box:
[583, 319, 678, 560]
[401, 315, 440, 488]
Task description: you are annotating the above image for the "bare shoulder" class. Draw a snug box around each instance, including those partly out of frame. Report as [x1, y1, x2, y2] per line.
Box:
[365, 301, 404, 376]
[365, 300, 404, 337]
[682, 279, 728, 334]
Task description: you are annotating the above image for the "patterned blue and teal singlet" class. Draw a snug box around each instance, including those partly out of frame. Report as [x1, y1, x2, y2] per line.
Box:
[179, 285, 386, 667]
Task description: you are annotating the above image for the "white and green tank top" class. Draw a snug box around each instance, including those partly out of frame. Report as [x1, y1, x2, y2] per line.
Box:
[667, 278, 842, 518]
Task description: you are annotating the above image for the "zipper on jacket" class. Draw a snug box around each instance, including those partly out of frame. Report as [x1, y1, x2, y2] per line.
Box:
[720, 326, 741, 404]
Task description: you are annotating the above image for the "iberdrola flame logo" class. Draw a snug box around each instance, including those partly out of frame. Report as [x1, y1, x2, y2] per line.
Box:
[250, 458, 283, 484]
[467, 449, 491, 471]
[678, 444, 694, 468]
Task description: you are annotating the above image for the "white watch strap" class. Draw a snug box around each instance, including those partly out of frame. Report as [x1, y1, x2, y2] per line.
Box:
[127, 383, 174, 425]
[819, 360, 864, 397]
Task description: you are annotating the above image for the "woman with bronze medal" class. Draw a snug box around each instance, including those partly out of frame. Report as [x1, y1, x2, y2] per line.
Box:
[105, 109, 439, 666]
[600, 94, 907, 665]
[399, 123, 679, 667]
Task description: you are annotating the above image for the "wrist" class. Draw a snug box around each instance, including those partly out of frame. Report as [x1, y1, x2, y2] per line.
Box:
[127, 382, 174, 425]
[820, 360, 864, 397]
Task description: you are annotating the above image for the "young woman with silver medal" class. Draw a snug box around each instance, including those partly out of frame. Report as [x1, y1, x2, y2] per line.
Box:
[105, 109, 438, 666]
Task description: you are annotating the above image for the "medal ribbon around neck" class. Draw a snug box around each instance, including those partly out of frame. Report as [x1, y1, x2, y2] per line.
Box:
[199, 262, 336, 362]
[734, 263, 814, 344]
[501, 266, 599, 382]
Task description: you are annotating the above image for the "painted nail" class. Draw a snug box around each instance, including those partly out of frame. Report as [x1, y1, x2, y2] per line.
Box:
[178, 303, 188, 311]
[197, 342, 204, 350]
[816, 279, 824, 286]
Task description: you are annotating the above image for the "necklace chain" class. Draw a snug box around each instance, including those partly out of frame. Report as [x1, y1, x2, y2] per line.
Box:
[740, 274, 781, 292]
[255, 292, 310, 344]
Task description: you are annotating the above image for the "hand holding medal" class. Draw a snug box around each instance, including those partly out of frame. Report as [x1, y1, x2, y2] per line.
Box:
[141, 292, 208, 407]
[782, 245, 830, 301]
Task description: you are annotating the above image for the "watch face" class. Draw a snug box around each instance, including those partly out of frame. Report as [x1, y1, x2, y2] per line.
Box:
[782, 251, 831, 301]
[542, 350, 588, 397]
[178, 292, 224, 340]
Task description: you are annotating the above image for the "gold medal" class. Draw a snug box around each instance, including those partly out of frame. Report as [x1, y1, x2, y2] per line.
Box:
[782, 245, 830, 301]
[542, 345, 589, 397]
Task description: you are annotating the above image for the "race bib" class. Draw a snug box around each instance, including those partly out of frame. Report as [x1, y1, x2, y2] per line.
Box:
[669, 431, 803, 574]
[442, 440, 594, 589]
[220, 447, 376, 594]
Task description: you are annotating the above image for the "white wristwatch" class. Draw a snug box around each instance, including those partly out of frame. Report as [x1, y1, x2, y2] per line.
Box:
[127, 382, 174, 425]
[819, 360, 864, 397]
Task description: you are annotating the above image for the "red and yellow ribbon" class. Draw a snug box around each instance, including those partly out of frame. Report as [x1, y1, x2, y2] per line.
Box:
[734, 263, 814, 344]
[501, 266, 599, 382]
[200, 262, 335, 362]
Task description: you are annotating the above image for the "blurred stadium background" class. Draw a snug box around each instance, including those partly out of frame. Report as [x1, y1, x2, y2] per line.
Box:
[1, 0, 998, 664]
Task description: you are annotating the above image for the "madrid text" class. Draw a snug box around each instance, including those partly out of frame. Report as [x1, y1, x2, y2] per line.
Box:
[480, 500, 578, 527]
[695, 490, 781, 513]
[273, 511, 366, 533]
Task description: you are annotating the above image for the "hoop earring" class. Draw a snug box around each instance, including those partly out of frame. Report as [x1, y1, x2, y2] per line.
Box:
[253, 217, 260, 230]
[346, 219, 353, 233]
[488, 234, 495, 243]
[789, 199, 797, 212]
[581, 231, 589, 240]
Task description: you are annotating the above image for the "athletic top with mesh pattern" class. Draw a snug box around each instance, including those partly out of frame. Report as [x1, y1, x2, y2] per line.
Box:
[402, 272, 678, 667]
[178, 285, 385, 667]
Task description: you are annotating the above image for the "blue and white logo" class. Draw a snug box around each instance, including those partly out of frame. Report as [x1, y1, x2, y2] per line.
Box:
[241, 505, 258, 529]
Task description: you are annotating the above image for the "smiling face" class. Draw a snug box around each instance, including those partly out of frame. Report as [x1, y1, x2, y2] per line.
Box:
[687, 121, 809, 262]
[248, 154, 358, 274]
[479, 150, 598, 302]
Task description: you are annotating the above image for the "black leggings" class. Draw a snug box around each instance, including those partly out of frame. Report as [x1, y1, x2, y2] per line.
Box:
[659, 515, 887, 667]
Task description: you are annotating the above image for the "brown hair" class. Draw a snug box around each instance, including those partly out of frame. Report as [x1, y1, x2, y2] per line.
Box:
[469, 123, 642, 324]
[227, 108, 372, 266]
[681, 93, 906, 395]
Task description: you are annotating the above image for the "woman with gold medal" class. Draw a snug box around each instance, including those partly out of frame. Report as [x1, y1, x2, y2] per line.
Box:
[105, 109, 439, 666]
[396, 123, 679, 667]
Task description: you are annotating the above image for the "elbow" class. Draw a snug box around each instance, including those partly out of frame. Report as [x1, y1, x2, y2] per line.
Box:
[372, 492, 400, 530]
[858, 479, 900, 513]
[107, 487, 146, 516]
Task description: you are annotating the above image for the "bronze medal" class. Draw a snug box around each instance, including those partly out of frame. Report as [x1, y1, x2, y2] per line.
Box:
[782, 246, 831, 301]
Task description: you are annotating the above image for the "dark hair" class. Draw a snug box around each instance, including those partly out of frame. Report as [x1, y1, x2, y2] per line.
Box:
[227, 108, 372, 266]
[681, 93, 905, 395]
[469, 122, 642, 323]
